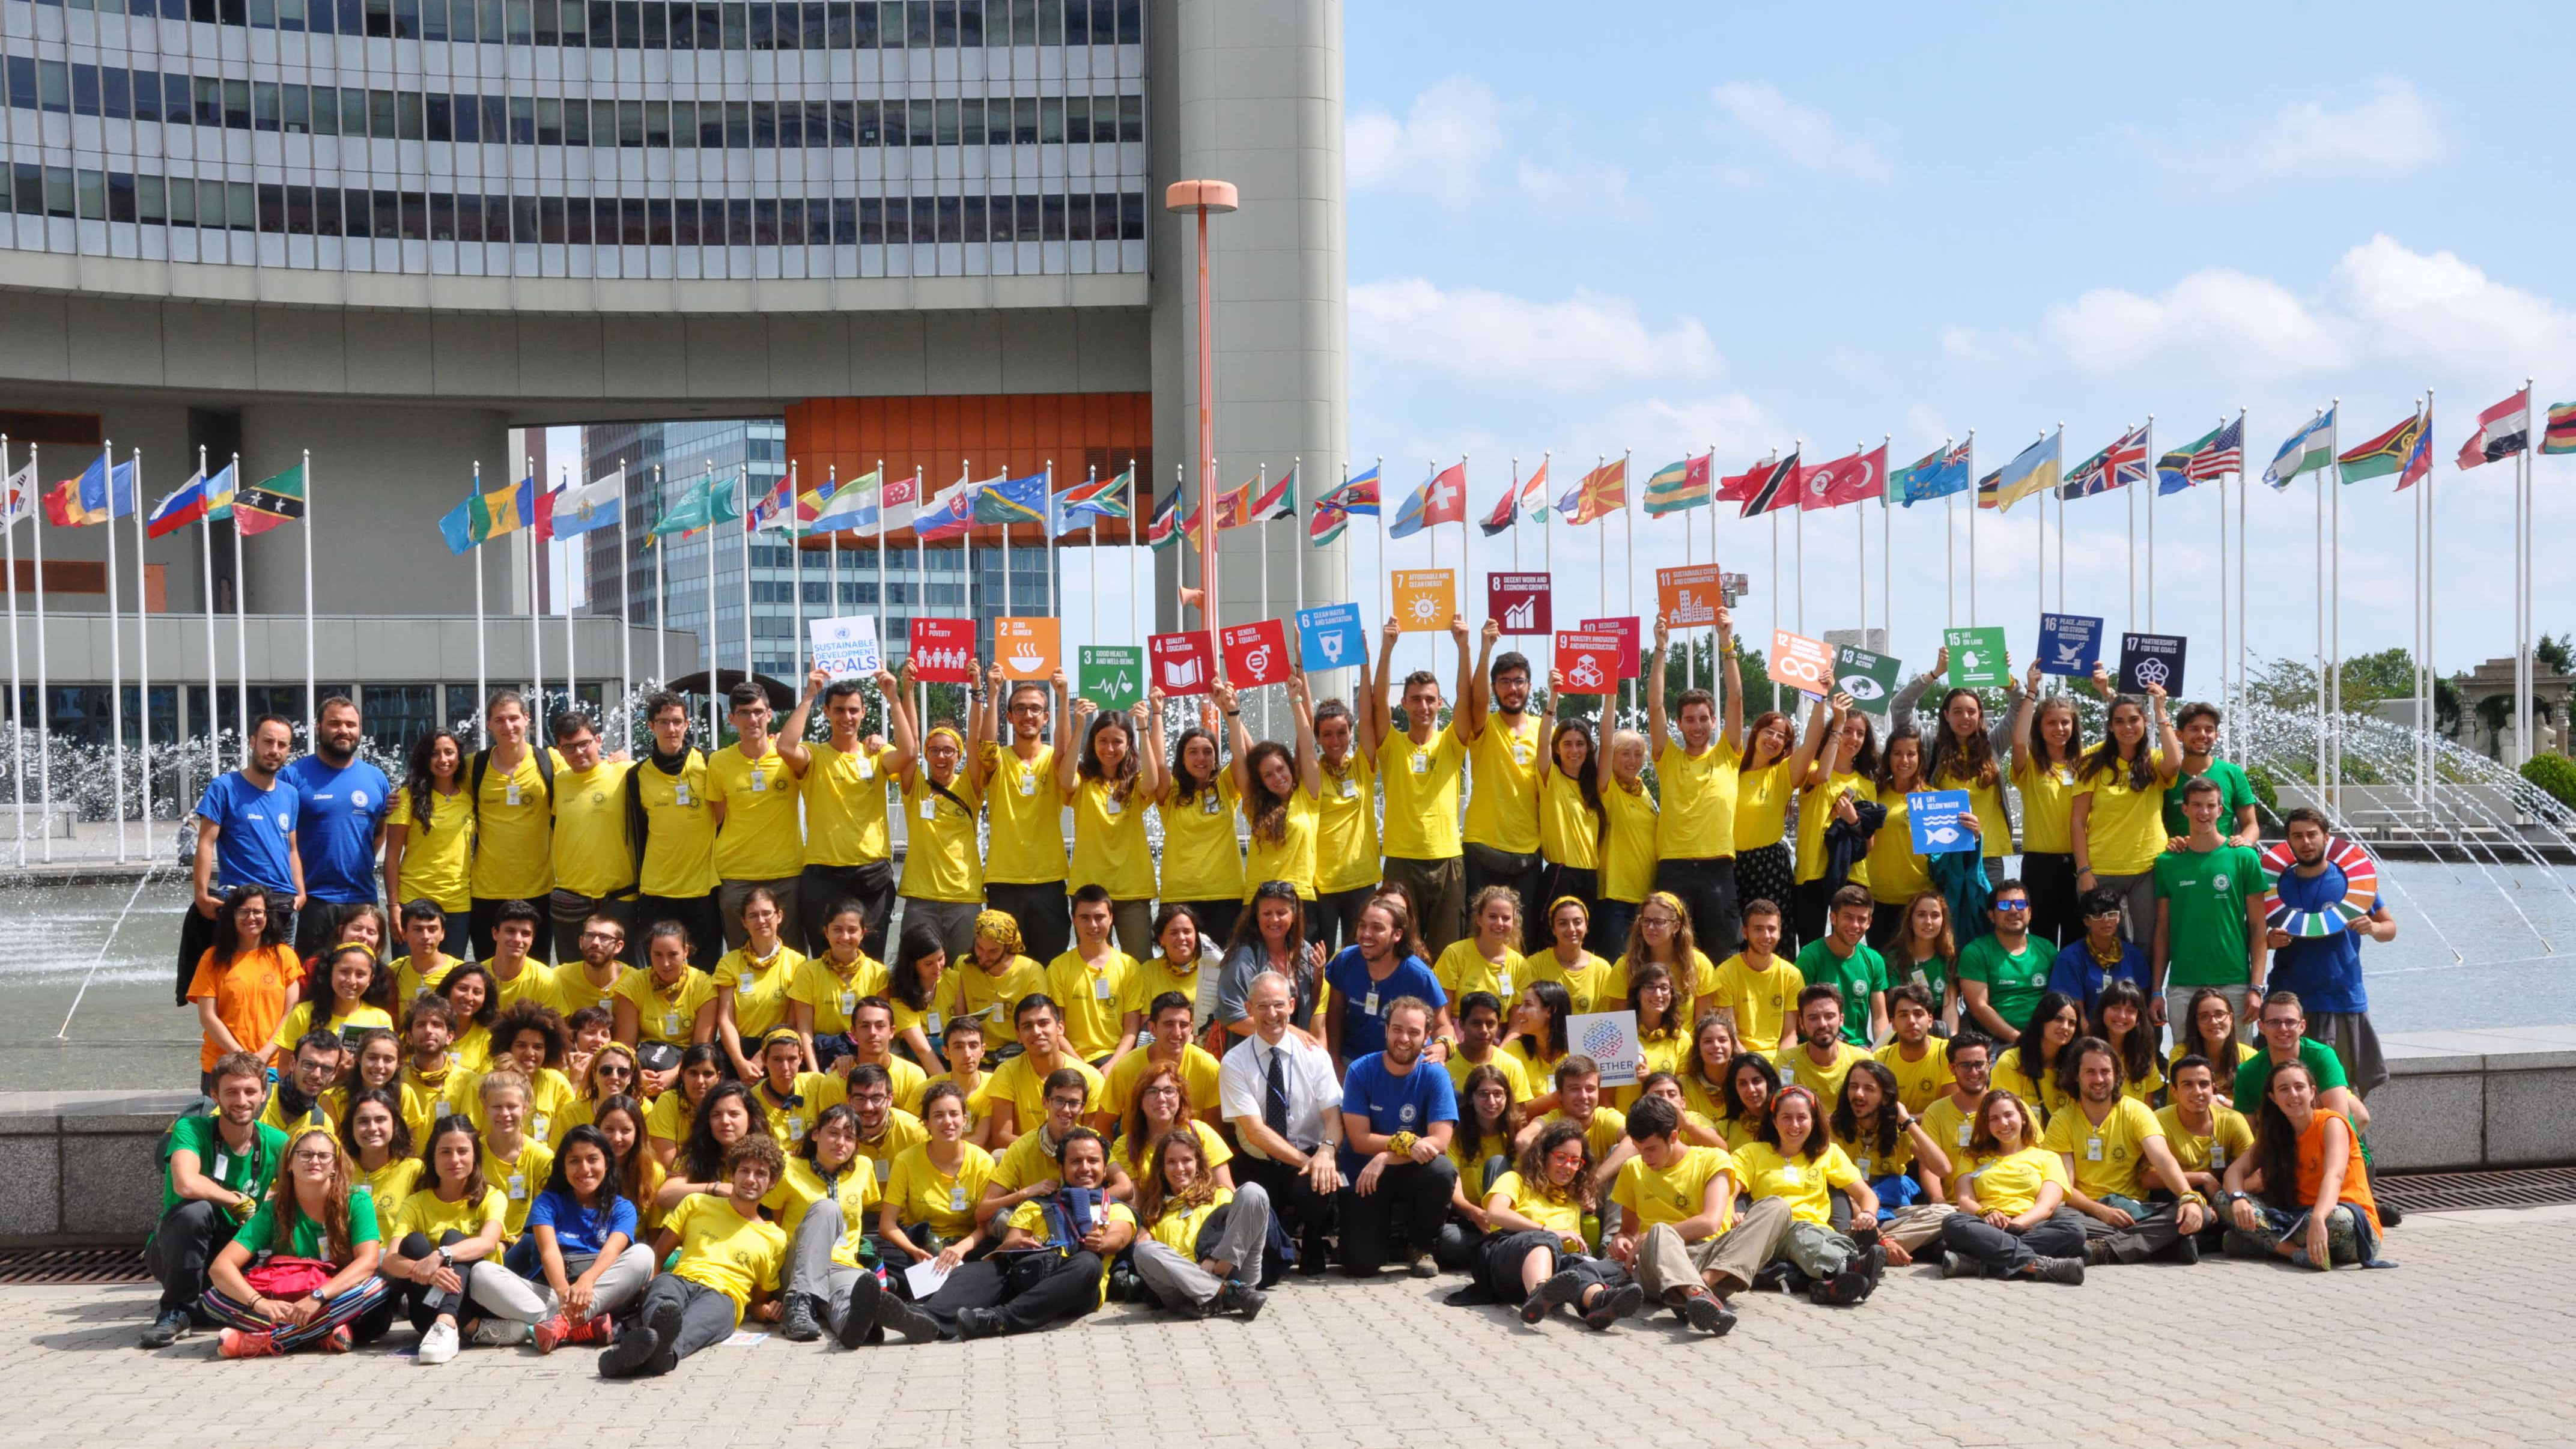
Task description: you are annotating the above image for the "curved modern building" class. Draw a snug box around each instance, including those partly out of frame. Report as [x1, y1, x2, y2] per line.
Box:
[0, 0, 1345, 746]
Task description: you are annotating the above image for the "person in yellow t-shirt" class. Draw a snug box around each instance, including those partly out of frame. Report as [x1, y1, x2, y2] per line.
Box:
[1864, 729, 1937, 945]
[1874, 983, 1955, 1116]
[1445, 1063, 1523, 1223]
[948, 1128, 1136, 1338]
[1475, 1120, 1641, 1327]
[1678, 1015, 1742, 1126]
[464, 690, 556, 964]
[746, 1028, 841, 1151]
[1829, 1057, 1956, 1265]
[1534, 721, 1605, 946]
[1441, 991, 1533, 1109]
[1593, 730, 1662, 955]
[1457, 621, 1547, 954]
[1502, 980, 1574, 1117]
[1992, 992, 2083, 1128]
[1701, 899, 1803, 1052]
[2069, 670, 2181, 943]
[598, 1133, 789, 1378]
[1936, 1089, 2086, 1283]
[1523, 895, 1615, 1016]
[2009, 661, 2091, 946]
[383, 1116, 508, 1362]
[839, 1001, 928, 1116]
[545, 913, 630, 1023]
[779, 667, 902, 961]
[876, 1083, 995, 1268]
[470, 1067, 557, 1242]
[787, 899, 890, 1070]
[1515, 1056, 1627, 1167]
[926, 1017, 997, 1149]
[840, 1063, 930, 1192]
[1733, 1084, 1879, 1304]
[1646, 610, 1748, 958]
[1367, 615, 1474, 956]
[1613, 961, 1692, 1110]
[1434, 888, 1526, 1028]
[706, 682, 811, 954]
[1046, 887, 1138, 1065]
[895, 674, 992, 961]
[611, 922, 718, 1095]
[2157, 1053, 2255, 1247]
[544, 712, 638, 968]
[1605, 1094, 1778, 1334]
[1888, 646, 2017, 865]
[984, 998, 1108, 1146]
[2095, 979, 2167, 1104]
[1233, 675, 1328, 907]
[471, 1004, 580, 1146]
[387, 900, 464, 1007]
[1104, 1062, 1232, 1197]
[1605, 891, 1715, 1004]
[980, 662, 1074, 961]
[631, 691, 723, 970]
[1129, 1126, 1269, 1319]
[2040, 1037, 2210, 1265]
[266, 944, 392, 1067]
[1311, 688, 1381, 953]
[712, 887, 806, 1080]
[437, 962, 500, 1077]
[1062, 694, 1160, 956]
[1152, 685, 1248, 945]
[479, 899, 556, 1018]
[384, 728, 473, 944]
[1730, 692, 1841, 938]
[941, 911, 1044, 1051]
[1103, 992, 1224, 1125]
[1791, 700, 1875, 948]
[341, 1084, 424, 1221]
[1770, 986, 1873, 1107]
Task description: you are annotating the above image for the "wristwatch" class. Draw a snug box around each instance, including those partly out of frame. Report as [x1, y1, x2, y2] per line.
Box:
[308, 1287, 328, 1302]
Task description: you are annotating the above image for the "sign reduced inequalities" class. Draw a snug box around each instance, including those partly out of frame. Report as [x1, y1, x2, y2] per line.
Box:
[2119, 633, 2187, 693]
[1295, 603, 1365, 672]
[2038, 613, 2103, 678]
[1579, 617, 1639, 678]
[1078, 645, 1144, 711]
[1770, 630, 1833, 694]
[1833, 644, 1903, 715]
[1907, 789, 1978, 854]
[1147, 631, 1216, 696]
[1944, 626, 2011, 687]
[809, 615, 881, 678]
[1486, 572, 1552, 635]
[1657, 564, 1727, 628]
[907, 618, 977, 682]
[1221, 619, 1291, 688]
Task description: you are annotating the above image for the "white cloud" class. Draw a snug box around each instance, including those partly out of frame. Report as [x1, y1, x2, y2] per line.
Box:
[2128, 79, 2449, 189]
[1514, 160, 1648, 222]
[2327, 235, 2576, 380]
[1346, 77, 1504, 209]
[2043, 267, 2347, 377]
[1348, 278, 1720, 390]
[1709, 82, 1892, 183]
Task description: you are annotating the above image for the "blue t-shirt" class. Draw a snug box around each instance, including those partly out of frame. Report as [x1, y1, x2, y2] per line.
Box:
[2265, 865, 2378, 1015]
[281, 756, 391, 903]
[1336, 1051, 1459, 1175]
[2045, 938, 2152, 1022]
[1323, 946, 1445, 1061]
[523, 1187, 639, 1258]
[195, 771, 299, 893]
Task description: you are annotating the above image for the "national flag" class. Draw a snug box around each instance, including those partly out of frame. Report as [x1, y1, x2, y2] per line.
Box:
[1252, 466, 1296, 522]
[2401, 399, 2434, 490]
[854, 470, 917, 539]
[973, 472, 1050, 527]
[1976, 466, 2002, 509]
[2458, 387, 2531, 470]
[1325, 464, 1382, 517]
[44, 457, 108, 526]
[1479, 473, 1520, 536]
[2264, 410, 2337, 488]
[751, 474, 798, 533]
[553, 470, 625, 538]
[202, 462, 238, 522]
[2057, 425, 2148, 502]
[1736, 452, 1802, 518]
[1390, 461, 1469, 539]
[1146, 484, 1183, 550]
[0, 458, 34, 529]
[2544, 402, 2576, 456]
[1991, 432, 2061, 514]
[916, 478, 978, 541]
[645, 475, 714, 541]
[1890, 442, 1972, 506]
[1563, 458, 1626, 525]
[234, 461, 308, 537]
[444, 477, 530, 552]
[1059, 465, 1133, 525]
[810, 480, 878, 534]
[1716, 456, 1767, 503]
[145, 473, 209, 539]
[1310, 498, 1352, 545]
[1799, 443, 1888, 511]
[1643, 452, 1715, 516]
[2157, 423, 2223, 494]
[2337, 410, 2426, 485]
[1519, 458, 1552, 521]
[2187, 416, 2244, 483]
[103, 458, 139, 520]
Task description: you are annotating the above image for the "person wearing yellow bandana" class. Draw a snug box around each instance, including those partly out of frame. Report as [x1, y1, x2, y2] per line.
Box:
[631, 691, 723, 970]
[893, 666, 992, 962]
[1367, 615, 1474, 956]
[610, 920, 718, 1096]
[708, 681, 812, 954]
[941, 910, 1045, 1053]
[781, 665, 904, 961]
[1646, 609, 1748, 958]
[980, 660, 1075, 962]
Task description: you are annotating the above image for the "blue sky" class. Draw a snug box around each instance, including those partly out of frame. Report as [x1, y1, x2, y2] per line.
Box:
[1331, 0, 2572, 693]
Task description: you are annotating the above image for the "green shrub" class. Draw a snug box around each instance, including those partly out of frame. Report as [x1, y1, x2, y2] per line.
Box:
[2523, 753, 2576, 811]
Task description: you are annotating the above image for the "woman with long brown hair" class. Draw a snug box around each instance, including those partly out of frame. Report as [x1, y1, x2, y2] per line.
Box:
[1131, 1129, 1272, 1317]
[2222, 1059, 2387, 1269]
[201, 1128, 393, 1357]
[2069, 673, 2180, 940]
[1472, 1119, 1642, 1329]
[1733, 693, 1842, 941]
[1232, 672, 1325, 908]
[2009, 661, 2091, 945]
[1935, 1089, 2085, 1284]
[1535, 718, 1608, 951]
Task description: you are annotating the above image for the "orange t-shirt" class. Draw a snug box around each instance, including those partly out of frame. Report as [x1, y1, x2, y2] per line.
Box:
[187, 944, 305, 1071]
[2295, 1107, 2379, 1232]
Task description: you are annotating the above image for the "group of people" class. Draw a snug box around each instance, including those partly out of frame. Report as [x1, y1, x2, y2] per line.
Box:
[147, 602, 2398, 1370]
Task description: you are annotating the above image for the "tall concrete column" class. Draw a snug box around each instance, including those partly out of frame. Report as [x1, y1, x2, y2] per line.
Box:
[236, 404, 514, 618]
[1150, 0, 1349, 682]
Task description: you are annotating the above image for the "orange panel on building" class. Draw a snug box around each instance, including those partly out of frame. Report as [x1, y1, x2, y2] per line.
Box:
[785, 393, 1155, 553]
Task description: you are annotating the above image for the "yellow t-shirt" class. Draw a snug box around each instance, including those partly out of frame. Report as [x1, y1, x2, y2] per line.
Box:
[1731, 1140, 1863, 1225]
[801, 741, 896, 867]
[1703, 953, 1803, 1048]
[2077, 761, 2177, 876]
[483, 959, 552, 1016]
[1104, 1042, 1226, 1119]
[2011, 754, 2082, 856]
[981, 742, 1067, 884]
[550, 760, 636, 896]
[1502, 1038, 1566, 1094]
[1992, 1046, 2076, 1125]
[899, 772, 985, 903]
[1314, 754, 1381, 894]
[717, 944, 806, 1045]
[1143, 1185, 1234, 1257]
[1156, 776, 1244, 902]
[454, 1066, 579, 1146]
[256, 1090, 338, 1136]
[1605, 947, 1715, 1004]
[1004, 1196, 1136, 1295]
[752, 1072, 844, 1148]
[1599, 778, 1660, 902]
[268, 1000, 395, 1054]
[613, 967, 718, 1048]
[1068, 776, 1155, 900]
[356, 1155, 424, 1217]
[1442, 1046, 1533, 1105]
[633, 752, 719, 898]
[1927, 755, 2011, 860]
[479, 1137, 556, 1238]
[333, 1083, 438, 1147]
[883, 1141, 995, 1238]
[1043, 948, 1138, 1062]
[1961, 1146, 2067, 1217]
[1462, 714, 1544, 854]
[837, 1055, 928, 1116]
[925, 1073, 996, 1141]
[1538, 1105, 1628, 1162]
[1242, 788, 1320, 901]
[983, 1053, 1107, 1128]
[666, 1191, 787, 1324]
[2038, 1095, 2165, 1203]
[1432, 939, 1523, 1008]
[851, 1110, 931, 1188]
[1376, 728, 1466, 861]
[1731, 760, 1796, 852]
[389, 952, 461, 1007]
[1770, 1042, 1871, 1105]
[1536, 767, 1601, 870]
[1794, 770, 1876, 887]
[542, 961, 627, 1021]
[1654, 738, 1741, 860]
[384, 784, 473, 912]
[1484, 1168, 1584, 1236]
[1119, 954, 1210, 1032]
[2153, 1104, 2255, 1178]
[1864, 787, 1932, 904]
[468, 748, 559, 901]
[2167, 1039, 2258, 1086]
[395, 1183, 506, 1243]
[1611, 1143, 1736, 1238]
[1830, 1122, 1915, 1181]
[1522, 949, 1616, 1016]
[707, 744, 804, 881]
[786, 952, 890, 1038]
[941, 954, 1045, 1042]
[644, 1089, 703, 1146]
[1922, 1093, 1982, 1159]
[771, 1153, 881, 1244]
[1108, 1119, 1234, 1183]
[1874, 1037, 1955, 1115]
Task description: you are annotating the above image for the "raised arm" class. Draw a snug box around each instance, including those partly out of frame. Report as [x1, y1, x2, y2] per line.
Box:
[1718, 606, 1743, 743]
[1647, 614, 1674, 756]
[2010, 660, 2041, 770]
[878, 666, 918, 779]
[1368, 621, 1400, 747]
[1137, 693, 1170, 802]
[1287, 672, 1323, 797]
[1059, 693, 1095, 794]
[1785, 691, 1833, 784]
[1215, 680, 1253, 798]
[2145, 682, 2182, 777]
[1353, 633, 1385, 759]
[1460, 618, 1497, 740]
[1449, 615, 1475, 740]
[963, 661, 995, 790]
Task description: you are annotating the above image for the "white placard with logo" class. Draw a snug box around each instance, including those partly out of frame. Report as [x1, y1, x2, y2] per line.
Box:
[809, 615, 882, 678]
[1567, 1010, 1642, 1087]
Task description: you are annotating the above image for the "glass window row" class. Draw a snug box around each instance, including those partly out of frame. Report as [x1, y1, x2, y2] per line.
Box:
[20, 0, 1139, 50]
[4, 59, 1146, 147]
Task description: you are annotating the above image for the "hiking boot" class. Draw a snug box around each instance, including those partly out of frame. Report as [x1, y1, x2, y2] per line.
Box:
[2082, 1239, 2114, 1268]
[1862, 1242, 1888, 1287]
[2168, 1233, 2202, 1266]
[874, 1295, 946, 1344]
[1940, 1251, 1981, 1280]
[1807, 1266, 1872, 1307]
[2378, 1200, 2402, 1227]
[597, 1321, 662, 1379]
[1218, 1281, 1268, 1322]
[1751, 1259, 1796, 1293]
[953, 1306, 1003, 1341]
[1580, 1281, 1644, 1331]
[780, 1293, 821, 1343]
[1680, 1290, 1736, 1335]
[1517, 1284, 1551, 1324]
[1406, 1251, 1439, 1279]
[2033, 1256, 2085, 1286]
[139, 1308, 190, 1349]
[216, 1327, 278, 1359]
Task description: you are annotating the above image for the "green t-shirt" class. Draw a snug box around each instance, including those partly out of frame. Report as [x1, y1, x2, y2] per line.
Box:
[160, 1115, 291, 1217]
[231, 1186, 383, 1262]
[1957, 934, 2052, 1033]
[2231, 1037, 2348, 1116]
[2154, 843, 2265, 989]
[1792, 937, 1887, 1046]
[1888, 948, 1950, 1008]
[2164, 759, 2256, 838]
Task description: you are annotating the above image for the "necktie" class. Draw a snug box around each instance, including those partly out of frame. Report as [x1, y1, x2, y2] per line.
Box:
[1264, 1045, 1291, 1138]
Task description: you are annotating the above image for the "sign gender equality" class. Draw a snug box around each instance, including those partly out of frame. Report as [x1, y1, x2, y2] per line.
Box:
[1657, 564, 1726, 628]
[2038, 613, 2103, 678]
[1944, 626, 2010, 687]
[1554, 630, 1628, 693]
[1907, 789, 1978, 854]
[1579, 618, 1639, 678]
[1296, 603, 1366, 672]
[1148, 631, 1215, 696]
[1078, 645, 1144, 711]
[1833, 644, 1903, 715]
[1393, 569, 1458, 632]
[1486, 572, 1551, 634]
[809, 615, 881, 678]
[1770, 630, 1833, 695]
[995, 617, 1060, 680]
[1221, 619, 1290, 687]
[2119, 633, 2188, 693]
[908, 618, 977, 682]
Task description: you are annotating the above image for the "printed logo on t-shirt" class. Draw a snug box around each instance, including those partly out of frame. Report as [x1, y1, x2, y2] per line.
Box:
[351, 790, 370, 809]
[2211, 872, 2231, 893]
[1397, 1103, 1417, 1124]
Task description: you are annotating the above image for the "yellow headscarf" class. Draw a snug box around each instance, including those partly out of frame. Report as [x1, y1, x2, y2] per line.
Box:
[974, 910, 1024, 959]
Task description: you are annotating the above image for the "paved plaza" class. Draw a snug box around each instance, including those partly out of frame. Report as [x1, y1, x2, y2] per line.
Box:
[5, 1204, 2574, 1449]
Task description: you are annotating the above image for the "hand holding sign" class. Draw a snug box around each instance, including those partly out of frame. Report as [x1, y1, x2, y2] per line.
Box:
[2119, 633, 2187, 694]
[1770, 630, 1833, 696]
[809, 615, 881, 679]
[995, 618, 1060, 681]
[1944, 627, 2009, 688]
[2038, 613, 2103, 678]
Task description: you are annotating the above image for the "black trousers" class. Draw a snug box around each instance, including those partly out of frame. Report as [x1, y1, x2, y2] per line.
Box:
[1939, 1209, 2087, 1275]
[1463, 843, 1547, 948]
[174, 898, 299, 1007]
[393, 1230, 475, 1330]
[2023, 851, 2080, 950]
[1790, 878, 1835, 953]
[801, 861, 898, 961]
[920, 1250, 1105, 1335]
[985, 880, 1072, 964]
[1313, 886, 1372, 956]
[145, 1200, 234, 1311]
[1334, 1155, 1460, 1277]
[1236, 1152, 1336, 1281]
[633, 891, 723, 970]
[1654, 856, 1743, 959]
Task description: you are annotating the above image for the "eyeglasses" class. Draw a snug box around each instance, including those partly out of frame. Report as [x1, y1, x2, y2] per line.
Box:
[291, 1150, 339, 1164]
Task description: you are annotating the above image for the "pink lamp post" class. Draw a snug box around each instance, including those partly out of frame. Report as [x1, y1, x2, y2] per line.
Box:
[1165, 178, 1237, 667]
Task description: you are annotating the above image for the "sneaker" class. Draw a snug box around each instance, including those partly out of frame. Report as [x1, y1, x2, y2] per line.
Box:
[1680, 1290, 1736, 1336]
[1219, 1281, 1267, 1323]
[1539, 1268, 1584, 1309]
[416, 1320, 461, 1365]
[470, 1317, 532, 1348]
[873, 1295, 946, 1344]
[532, 1315, 572, 1356]
[1579, 1281, 1644, 1331]
[1751, 1259, 1795, 1293]
[1406, 1252, 1439, 1279]
[2034, 1256, 2085, 1286]
[953, 1306, 1003, 1341]
[2168, 1233, 2202, 1266]
[1862, 1242, 1888, 1287]
[780, 1293, 821, 1343]
[2378, 1200, 2403, 1228]
[1517, 1285, 1551, 1325]
[1940, 1251, 1981, 1280]
[216, 1327, 278, 1359]
[139, 1308, 190, 1350]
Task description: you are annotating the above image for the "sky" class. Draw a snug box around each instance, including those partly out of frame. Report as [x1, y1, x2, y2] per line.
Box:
[1314, 0, 2571, 694]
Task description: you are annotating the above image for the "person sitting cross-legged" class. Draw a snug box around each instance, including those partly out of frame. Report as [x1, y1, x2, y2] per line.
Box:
[198, 1128, 395, 1358]
[1334, 995, 1461, 1278]
[1129, 1128, 1271, 1322]
[1934, 1090, 2085, 1286]
[141, 1052, 289, 1349]
[598, 1134, 791, 1379]
[1603, 1094, 1788, 1336]
[2040, 1036, 2211, 1266]
[923, 1127, 1138, 1340]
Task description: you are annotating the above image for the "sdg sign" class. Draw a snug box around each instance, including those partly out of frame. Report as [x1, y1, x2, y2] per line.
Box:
[1221, 619, 1290, 688]
[1907, 789, 1978, 855]
[1833, 645, 1903, 715]
[809, 615, 881, 678]
[2119, 633, 2188, 693]
[907, 619, 977, 682]
[1078, 646, 1144, 711]
[1295, 603, 1366, 670]
[2038, 613, 2103, 678]
[1770, 630, 1834, 695]
[1657, 564, 1727, 628]
[1147, 631, 1216, 696]
[1944, 627, 2010, 687]
[1486, 572, 1552, 635]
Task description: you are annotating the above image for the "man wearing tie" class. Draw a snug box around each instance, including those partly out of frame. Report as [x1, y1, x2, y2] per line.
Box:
[1220, 972, 1345, 1281]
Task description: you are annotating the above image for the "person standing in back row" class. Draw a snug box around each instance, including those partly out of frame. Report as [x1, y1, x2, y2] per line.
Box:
[180, 714, 305, 1006]
[547, 711, 637, 962]
[469, 690, 556, 962]
[630, 692, 723, 970]
[782, 667, 902, 962]
[282, 697, 390, 961]
[1372, 616, 1475, 956]
[980, 664, 1075, 964]
[1647, 610, 1746, 959]
[1457, 621, 1546, 950]
[709, 682, 810, 953]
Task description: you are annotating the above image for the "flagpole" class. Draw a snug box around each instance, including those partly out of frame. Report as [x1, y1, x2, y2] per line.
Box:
[737, 466, 755, 699]
[651, 465, 667, 696]
[32, 444, 51, 864]
[105, 442, 127, 863]
[2125, 431, 2137, 629]
[1854, 443, 1867, 640]
[1965, 431, 1978, 627]
[1769, 508, 1781, 715]
[135, 446, 155, 838]
[1509, 457, 1520, 573]
[2, 434, 20, 867]
[1258, 463, 1272, 738]
[1943, 441, 1955, 629]
[617, 459, 633, 747]
[2234, 409, 2247, 749]
[2420, 392, 2434, 801]
[1594, 455, 1606, 625]
[563, 470, 579, 728]
[522, 454, 541, 729]
[1125, 459, 1138, 655]
[1290, 455, 1305, 637]
[1043, 458, 1057, 643]
[2312, 406, 2327, 795]
[825, 467, 841, 705]
[2053, 427, 2065, 615]
[473, 462, 487, 741]
[1792, 439, 1804, 636]
[1540, 451, 1553, 698]
[787, 461, 801, 708]
[2518, 380, 2533, 764]
[2144, 416, 2157, 631]
[704, 459, 720, 746]
[2329, 407, 2343, 806]
[1085, 466, 1098, 651]
[2214, 417, 2229, 756]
